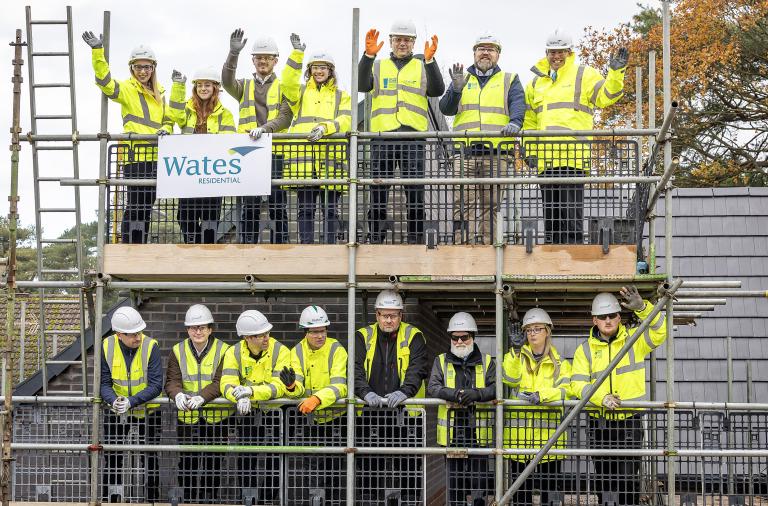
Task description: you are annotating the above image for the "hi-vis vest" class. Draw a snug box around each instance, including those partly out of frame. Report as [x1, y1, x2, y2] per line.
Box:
[166, 82, 237, 134]
[436, 353, 493, 446]
[220, 338, 291, 406]
[91, 48, 171, 163]
[502, 346, 571, 461]
[237, 78, 282, 133]
[371, 58, 429, 132]
[287, 337, 348, 422]
[172, 338, 231, 424]
[454, 71, 516, 148]
[103, 333, 160, 419]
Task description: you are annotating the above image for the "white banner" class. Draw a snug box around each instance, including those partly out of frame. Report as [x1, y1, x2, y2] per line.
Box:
[156, 133, 272, 198]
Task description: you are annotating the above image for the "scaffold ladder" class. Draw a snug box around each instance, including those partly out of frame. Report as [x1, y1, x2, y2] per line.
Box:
[24, 6, 88, 396]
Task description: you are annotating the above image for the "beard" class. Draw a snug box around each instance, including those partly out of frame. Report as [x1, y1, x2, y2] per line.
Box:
[451, 343, 473, 359]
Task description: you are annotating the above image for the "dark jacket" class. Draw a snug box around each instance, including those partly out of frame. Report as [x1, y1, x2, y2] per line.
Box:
[100, 339, 163, 407]
[427, 344, 495, 402]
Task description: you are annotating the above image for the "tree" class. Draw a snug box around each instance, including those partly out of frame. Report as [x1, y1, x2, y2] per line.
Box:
[0, 217, 37, 281]
[579, 0, 768, 186]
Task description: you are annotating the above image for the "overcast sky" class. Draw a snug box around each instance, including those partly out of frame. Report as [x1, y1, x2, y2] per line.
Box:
[1, 0, 647, 240]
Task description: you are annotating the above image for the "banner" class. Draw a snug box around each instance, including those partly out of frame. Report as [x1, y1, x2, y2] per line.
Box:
[156, 133, 272, 198]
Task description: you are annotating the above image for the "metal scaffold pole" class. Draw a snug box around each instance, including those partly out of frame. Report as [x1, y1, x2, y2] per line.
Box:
[494, 178, 506, 500]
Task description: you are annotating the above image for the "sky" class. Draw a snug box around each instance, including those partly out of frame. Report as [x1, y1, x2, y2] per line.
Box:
[0, 0, 647, 240]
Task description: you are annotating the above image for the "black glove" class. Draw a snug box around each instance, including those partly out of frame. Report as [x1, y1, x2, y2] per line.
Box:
[279, 366, 296, 387]
[609, 47, 629, 71]
[510, 331, 526, 353]
[458, 388, 482, 406]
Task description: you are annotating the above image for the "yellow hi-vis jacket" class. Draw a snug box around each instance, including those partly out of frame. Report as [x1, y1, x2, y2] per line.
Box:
[371, 58, 429, 132]
[453, 71, 517, 148]
[502, 345, 571, 461]
[435, 353, 493, 446]
[522, 53, 625, 173]
[103, 333, 160, 419]
[172, 337, 232, 424]
[285, 337, 348, 419]
[220, 337, 291, 405]
[167, 82, 236, 134]
[570, 300, 667, 419]
[237, 49, 303, 133]
[91, 48, 172, 162]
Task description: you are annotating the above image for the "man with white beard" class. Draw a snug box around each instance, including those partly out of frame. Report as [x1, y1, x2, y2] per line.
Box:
[428, 312, 495, 505]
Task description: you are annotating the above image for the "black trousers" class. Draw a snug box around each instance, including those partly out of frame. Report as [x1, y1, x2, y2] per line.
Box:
[177, 197, 222, 244]
[367, 141, 425, 244]
[236, 411, 280, 504]
[102, 410, 161, 502]
[588, 414, 644, 506]
[239, 154, 288, 244]
[176, 416, 229, 502]
[447, 456, 493, 505]
[121, 161, 157, 244]
[540, 167, 585, 244]
[507, 459, 563, 506]
[296, 188, 342, 244]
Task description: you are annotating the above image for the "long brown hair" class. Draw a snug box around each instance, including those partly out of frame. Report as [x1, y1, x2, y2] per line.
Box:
[191, 84, 220, 130]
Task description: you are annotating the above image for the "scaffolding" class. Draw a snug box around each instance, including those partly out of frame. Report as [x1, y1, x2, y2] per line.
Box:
[4, 3, 767, 506]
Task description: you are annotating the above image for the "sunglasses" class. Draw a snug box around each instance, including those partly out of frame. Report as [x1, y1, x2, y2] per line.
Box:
[450, 334, 472, 342]
[595, 312, 620, 321]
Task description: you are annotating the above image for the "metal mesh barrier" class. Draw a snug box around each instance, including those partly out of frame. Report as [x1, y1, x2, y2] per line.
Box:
[445, 406, 496, 505]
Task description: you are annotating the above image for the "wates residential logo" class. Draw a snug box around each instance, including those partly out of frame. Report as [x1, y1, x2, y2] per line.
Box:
[162, 145, 264, 185]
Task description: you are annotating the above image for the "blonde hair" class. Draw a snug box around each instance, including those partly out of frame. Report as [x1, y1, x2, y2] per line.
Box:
[523, 326, 561, 380]
[130, 64, 163, 104]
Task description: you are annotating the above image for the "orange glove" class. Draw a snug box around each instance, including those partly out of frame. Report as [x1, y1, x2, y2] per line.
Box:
[298, 395, 322, 414]
[424, 35, 438, 61]
[365, 29, 384, 57]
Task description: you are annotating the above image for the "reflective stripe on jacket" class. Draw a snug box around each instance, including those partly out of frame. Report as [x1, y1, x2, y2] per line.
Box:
[103, 333, 160, 419]
[371, 58, 429, 132]
[454, 71, 516, 148]
[220, 337, 291, 405]
[172, 338, 231, 424]
[436, 353, 493, 446]
[286, 337, 348, 420]
[167, 82, 236, 134]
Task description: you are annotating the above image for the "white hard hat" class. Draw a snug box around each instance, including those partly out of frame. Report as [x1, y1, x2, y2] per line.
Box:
[375, 290, 403, 310]
[251, 37, 279, 56]
[307, 52, 335, 68]
[184, 304, 214, 326]
[129, 45, 157, 64]
[447, 312, 478, 333]
[389, 19, 417, 38]
[522, 308, 553, 329]
[474, 32, 502, 52]
[236, 309, 273, 336]
[192, 66, 221, 85]
[299, 305, 330, 329]
[545, 29, 573, 50]
[111, 306, 146, 334]
[592, 293, 622, 316]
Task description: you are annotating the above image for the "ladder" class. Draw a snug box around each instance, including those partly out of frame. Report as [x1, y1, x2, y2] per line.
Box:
[25, 6, 88, 396]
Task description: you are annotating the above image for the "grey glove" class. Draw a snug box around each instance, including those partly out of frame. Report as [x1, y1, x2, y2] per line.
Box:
[386, 390, 408, 408]
[448, 63, 468, 92]
[290, 33, 306, 51]
[82, 31, 103, 49]
[230, 28, 247, 54]
[307, 125, 326, 142]
[237, 397, 252, 415]
[517, 391, 541, 405]
[174, 392, 190, 411]
[112, 397, 130, 415]
[363, 391, 384, 408]
[171, 69, 186, 84]
[249, 127, 265, 140]
[609, 47, 629, 71]
[232, 385, 253, 400]
[156, 129, 169, 137]
[187, 396, 205, 410]
[501, 122, 521, 136]
[602, 393, 621, 410]
[619, 285, 645, 311]
[510, 331, 526, 353]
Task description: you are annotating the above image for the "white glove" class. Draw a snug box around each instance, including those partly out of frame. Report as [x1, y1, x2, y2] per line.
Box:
[249, 127, 265, 140]
[232, 385, 253, 400]
[175, 392, 190, 411]
[602, 393, 621, 410]
[187, 396, 205, 410]
[306, 125, 326, 142]
[237, 397, 252, 415]
[171, 69, 186, 84]
[112, 397, 130, 415]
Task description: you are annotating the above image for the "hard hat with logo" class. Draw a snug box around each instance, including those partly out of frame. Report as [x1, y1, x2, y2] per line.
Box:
[192, 67, 221, 85]
[299, 305, 330, 329]
[591, 293, 622, 316]
[307, 52, 335, 68]
[474, 32, 502, 52]
[111, 306, 146, 334]
[375, 289, 404, 310]
[389, 19, 417, 38]
[251, 37, 279, 56]
[522, 308, 553, 329]
[545, 29, 573, 50]
[184, 304, 214, 326]
[447, 312, 478, 333]
[129, 45, 157, 64]
[236, 309, 273, 336]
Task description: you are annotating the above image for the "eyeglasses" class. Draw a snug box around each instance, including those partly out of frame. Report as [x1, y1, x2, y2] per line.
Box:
[252, 55, 275, 62]
[311, 65, 330, 71]
[187, 325, 209, 333]
[377, 312, 401, 321]
[595, 312, 620, 321]
[131, 64, 154, 72]
[475, 46, 499, 54]
[450, 334, 472, 342]
[391, 36, 415, 45]
[525, 326, 547, 336]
